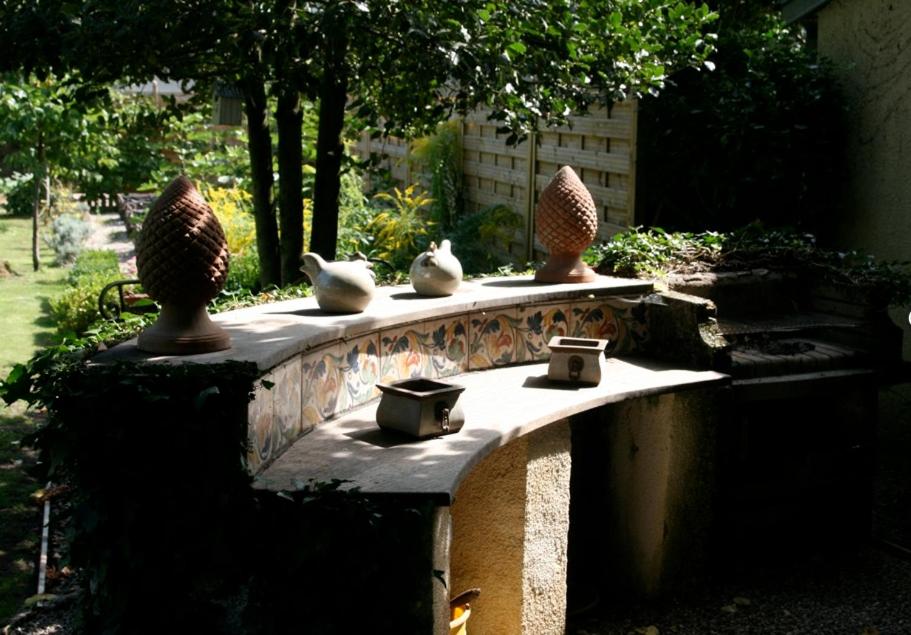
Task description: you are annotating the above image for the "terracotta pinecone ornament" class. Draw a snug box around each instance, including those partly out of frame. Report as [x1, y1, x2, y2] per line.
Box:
[135, 175, 231, 354]
[534, 166, 598, 283]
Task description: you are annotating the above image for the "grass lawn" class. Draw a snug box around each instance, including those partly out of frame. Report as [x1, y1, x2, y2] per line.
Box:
[0, 213, 68, 625]
[0, 215, 68, 373]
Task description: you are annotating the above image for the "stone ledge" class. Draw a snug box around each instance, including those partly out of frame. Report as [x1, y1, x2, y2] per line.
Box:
[253, 357, 728, 503]
[95, 275, 653, 371]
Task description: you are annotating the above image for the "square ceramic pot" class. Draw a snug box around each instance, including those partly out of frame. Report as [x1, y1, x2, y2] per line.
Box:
[375, 378, 466, 438]
[546, 336, 609, 385]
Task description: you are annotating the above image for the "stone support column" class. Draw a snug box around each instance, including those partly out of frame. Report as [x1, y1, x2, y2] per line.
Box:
[450, 422, 572, 634]
[572, 389, 720, 597]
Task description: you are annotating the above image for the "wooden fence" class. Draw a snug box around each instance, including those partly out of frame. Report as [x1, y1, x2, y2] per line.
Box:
[355, 100, 637, 261]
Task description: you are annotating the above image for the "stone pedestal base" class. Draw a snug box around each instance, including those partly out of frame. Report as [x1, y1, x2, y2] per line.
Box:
[138, 303, 231, 355]
[535, 253, 597, 283]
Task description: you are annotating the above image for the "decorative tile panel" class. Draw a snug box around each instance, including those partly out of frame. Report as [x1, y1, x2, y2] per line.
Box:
[571, 296, 648, 355]
[301, 342, 345, 430]
[247, 294, 652, 474]
[469, 309, 519, 370]
[272, 356, 302, 444]
[247, 373, 277, 471]
[516, 303, 571, 362]
[337, 333, 382, 412]
[380, 315, 469, 383]
[298, 335, 382, 437]
[469, 304, 573, 370]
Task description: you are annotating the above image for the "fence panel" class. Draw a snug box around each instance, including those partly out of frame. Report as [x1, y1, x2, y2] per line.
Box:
[354, 100, 637, 262]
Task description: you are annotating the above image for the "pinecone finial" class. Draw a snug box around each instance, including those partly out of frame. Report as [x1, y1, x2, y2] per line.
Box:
[534, 166, 598, 283]
[135, 175, 231, 355]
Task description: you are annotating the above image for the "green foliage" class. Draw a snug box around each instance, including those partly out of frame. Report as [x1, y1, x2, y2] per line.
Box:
[0, 73, 120, 223]
[450, 204, 523, 274]
[0, 175, 35, 217]
[203, 185, 257, 256]
[593, 225, 911, 306]
[588, 227, 723, 277]
[50, 249, 130, 337]
[336, 170, 376, 258]
[410, 121, 463, 230]
[77, 94, 206, 202]
[348, 1, 717, 143]
[50, 270, 124, 336]
[0, 346, 260, 633]
[636, 11, 843, 231]
[224, 249, 262, 293]
[67, 249, 120, 285]
[143, 109, 253, 193]
[368, 185, 435, 269]
[464, 0, 717, 143]
[46, 214, 90, 264]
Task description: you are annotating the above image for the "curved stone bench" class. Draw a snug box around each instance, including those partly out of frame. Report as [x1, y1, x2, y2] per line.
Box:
[255, 358, 726, 634]
[98, 274, 728, 634]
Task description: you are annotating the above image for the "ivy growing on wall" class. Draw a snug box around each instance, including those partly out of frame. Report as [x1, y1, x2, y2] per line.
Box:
[1, 345, 444, 633]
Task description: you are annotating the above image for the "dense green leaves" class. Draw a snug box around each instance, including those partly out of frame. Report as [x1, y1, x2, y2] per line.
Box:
[635, 10, 843, 231]
[592, 225, 911, 306]
[2, 0, 718, 279]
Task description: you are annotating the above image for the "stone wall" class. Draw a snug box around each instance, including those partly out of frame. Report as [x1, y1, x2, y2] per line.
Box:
[817, 0, 911, 359]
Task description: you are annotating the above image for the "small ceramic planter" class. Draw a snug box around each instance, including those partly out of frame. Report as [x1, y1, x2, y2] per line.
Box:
[547, 336, 609, 385]
[375, 378, 466, 438]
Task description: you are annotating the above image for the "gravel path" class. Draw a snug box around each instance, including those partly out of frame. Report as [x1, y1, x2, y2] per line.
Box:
[83, 212, 136, 276]
[568, 546, 911, 635]
[570, 381, 911, 635]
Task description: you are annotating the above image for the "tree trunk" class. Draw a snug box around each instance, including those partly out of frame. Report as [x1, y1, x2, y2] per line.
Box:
[276, 88, 304, 286]
[310, 27, 349, 261]
[242, 76, 281, 288]
[31, 141, 45, 272]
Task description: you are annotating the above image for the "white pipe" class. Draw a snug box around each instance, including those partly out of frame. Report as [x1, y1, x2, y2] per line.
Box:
[37, 482, 52, 596]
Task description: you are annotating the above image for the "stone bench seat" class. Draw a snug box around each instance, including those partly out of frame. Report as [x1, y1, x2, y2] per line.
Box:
[252, 358, 726, 633]
[254, 357, 726, 502]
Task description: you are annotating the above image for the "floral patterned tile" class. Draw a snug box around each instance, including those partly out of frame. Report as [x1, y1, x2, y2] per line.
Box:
[247, 373, 277, 472]
[516, 302, 571, 362]
[272, 356, 302, 444]
[337, 333, 381, 412]
[469, 303, 575, 369]
[469, 308, 518, 370]
[571, 296, 648, 355]
[380, 315, 469, 383]
[300, 334, 382, 429]
[301, 342, 345, 430]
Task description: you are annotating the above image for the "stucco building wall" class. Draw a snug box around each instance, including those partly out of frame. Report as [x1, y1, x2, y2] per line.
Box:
[817, 0, 911, 358]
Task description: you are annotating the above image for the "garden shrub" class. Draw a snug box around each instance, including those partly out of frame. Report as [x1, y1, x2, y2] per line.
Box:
[635, 12, 844, 233]
[449, 204, 522, 274]
[47, 214, 91, 264]
[53, 249, 126, 336]
[368, 184, 436, 269]
[0, 174, 35, 217]
[410, 120, 463, 231]
[592, 225, 911, 306]
[224, 249, 261, 292]
[336, 170, 376, 257]
[51, 269, 124, 336]
[204, 185, 257, 257]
